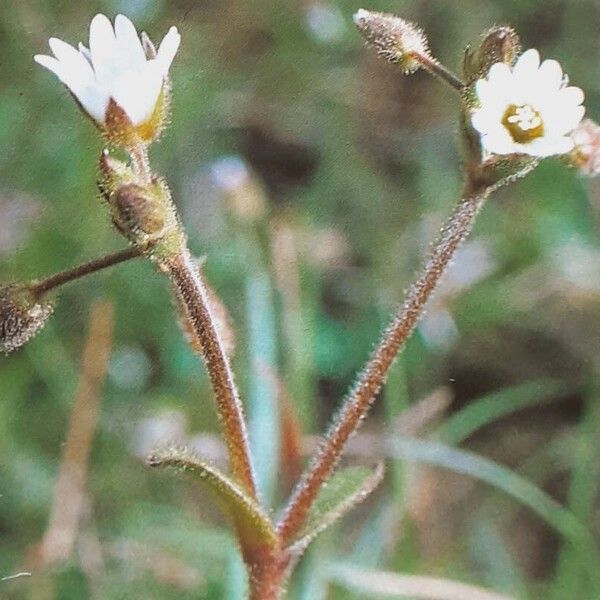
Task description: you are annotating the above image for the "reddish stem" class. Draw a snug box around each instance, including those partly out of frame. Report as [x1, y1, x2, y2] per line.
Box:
[162, 248, 257, 499]
[29, 246, 142, 298]
[277, 188, 489, 544]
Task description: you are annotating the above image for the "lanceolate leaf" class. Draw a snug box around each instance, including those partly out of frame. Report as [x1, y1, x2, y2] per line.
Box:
[148, 447, 277, 558]
[288, 463, 385, 556]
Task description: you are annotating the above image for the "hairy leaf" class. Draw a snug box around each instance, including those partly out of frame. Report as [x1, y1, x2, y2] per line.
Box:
[288, 463, 384, 556]
[148, 447, 277, 557]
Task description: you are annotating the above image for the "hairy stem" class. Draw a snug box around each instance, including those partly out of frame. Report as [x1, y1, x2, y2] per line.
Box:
[129, 144, 152, 184]
[29, 246, 143, 298]
[410, 52, 464, 91]
[161, 248, 257, 499]
[247, 551, 291, 600]
[277, 185, 489, 543]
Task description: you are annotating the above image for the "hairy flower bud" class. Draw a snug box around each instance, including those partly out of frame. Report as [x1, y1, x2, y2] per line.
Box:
[0, 285, 54, 354]
[98, 151, 178, 248]
[464, 26, 520, 85]
[111, 183, 167, 240]
[98, 151, 135, 201]
[353, 9, 429, 74]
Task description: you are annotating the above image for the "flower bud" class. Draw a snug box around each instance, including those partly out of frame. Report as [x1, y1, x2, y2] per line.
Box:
[353, 9, 430, 74]
[463, 26, 520, 85]
[0, 285, 53, 354]
[98, 151, 135, 202]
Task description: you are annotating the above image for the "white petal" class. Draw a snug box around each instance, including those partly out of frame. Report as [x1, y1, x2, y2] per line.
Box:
[557, 86, 585, 107]
[156, 26, 181, 75]
[89, 14, 118, 85]
[475, 79, 498, 106]
[35, 54, 108, 122]
[525, 136, 574, 157]
[537, 59, 563, 91]
[49, 37, 94, 83]
[513, 49, 540, 80]
[470, 102, 507, 135]
[480, 128, 516, 155]
[69, 83, 110, 122]
[486, 62, 513, 89]
[78, 43, 92, 65]
[542, 104, 585, 135]
[114, 14, 145, 70]
[112, 64, 163, 124]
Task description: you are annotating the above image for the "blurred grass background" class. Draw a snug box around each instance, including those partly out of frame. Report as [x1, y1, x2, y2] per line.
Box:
[2, 0, 600, 598]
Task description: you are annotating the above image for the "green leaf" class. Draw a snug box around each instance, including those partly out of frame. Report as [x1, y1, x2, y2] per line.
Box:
[389, 438, 600, 583]
[438, 379, 566, 445]
[288, 463, 385, 556]
[148, 447, 277, 559]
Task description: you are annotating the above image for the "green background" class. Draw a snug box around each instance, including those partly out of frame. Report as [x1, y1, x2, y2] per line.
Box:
[1, 0, 600, 597]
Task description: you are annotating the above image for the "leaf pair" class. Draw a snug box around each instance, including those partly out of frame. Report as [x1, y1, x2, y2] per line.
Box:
[148, 446, 384, 565]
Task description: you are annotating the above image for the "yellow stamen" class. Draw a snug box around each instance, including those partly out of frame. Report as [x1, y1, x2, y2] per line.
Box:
[502, 104, 544, 144]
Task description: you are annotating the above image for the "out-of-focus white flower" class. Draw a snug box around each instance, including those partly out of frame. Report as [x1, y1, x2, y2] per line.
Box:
[35, 14, 180, 144]
[569, 119, 600, 177]
[471, 49, 584, 158]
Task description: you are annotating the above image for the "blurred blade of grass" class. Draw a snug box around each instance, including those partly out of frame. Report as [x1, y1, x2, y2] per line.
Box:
[437, 379, 567, 445]
[270, 220, 317, 431]
[350, 496, 396, 568]
[245, 270, 279, 505]
[384, 354, 409, 498]
[552, 387, 600, 600]
[294, 543, 328, 600]
[118, 503, 233, 564]
[225, 548, 247, 600]
[327, 562, 515, 599]
[388, 438, 600, 585]
[467, 520, 527, 599]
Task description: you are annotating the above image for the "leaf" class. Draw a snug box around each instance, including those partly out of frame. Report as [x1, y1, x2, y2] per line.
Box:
[148, 447, 277, 559]
[288, 463, 385, 556]
[389, 438, 600, 581]
[438, 379, 567, 445]
[328, 562, 514, 600]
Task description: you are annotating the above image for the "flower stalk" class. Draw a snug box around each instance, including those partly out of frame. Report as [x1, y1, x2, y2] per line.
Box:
[28, 246, 143, 298]
[408, 51, 464, 91]
[158, 248, 257, 499]
[277, 180, 490, 544]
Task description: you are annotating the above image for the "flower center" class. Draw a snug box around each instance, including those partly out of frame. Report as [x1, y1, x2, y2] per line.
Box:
[502, 104, 545, 144]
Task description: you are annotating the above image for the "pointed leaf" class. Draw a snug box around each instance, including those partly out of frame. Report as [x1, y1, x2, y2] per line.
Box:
[148, 447, 277, 558]
[288, 463, 384, 556]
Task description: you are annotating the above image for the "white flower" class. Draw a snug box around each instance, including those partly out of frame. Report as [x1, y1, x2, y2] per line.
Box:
[471, 49, 585, 158]
[35, 14, 180, 136]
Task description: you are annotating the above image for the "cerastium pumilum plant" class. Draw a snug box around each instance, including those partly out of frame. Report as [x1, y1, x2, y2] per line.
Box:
[2, 8, 599, 599]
